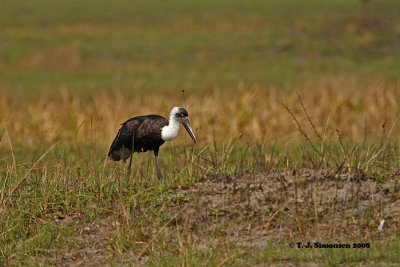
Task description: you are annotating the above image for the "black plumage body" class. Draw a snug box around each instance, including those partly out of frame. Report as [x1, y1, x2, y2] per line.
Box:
[108, 107, 198, 179]
[108, 115, 168, 162]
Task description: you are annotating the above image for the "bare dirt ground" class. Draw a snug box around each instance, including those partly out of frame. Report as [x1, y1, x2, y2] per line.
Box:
[53, 170, 400, 266]
[175, 170, 399, 246]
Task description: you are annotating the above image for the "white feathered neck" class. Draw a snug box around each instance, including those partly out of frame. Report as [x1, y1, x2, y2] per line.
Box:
[161, 107, 181, 141]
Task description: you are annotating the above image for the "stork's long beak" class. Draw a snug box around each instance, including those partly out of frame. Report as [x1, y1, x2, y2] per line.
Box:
[181, 118, 198, 146]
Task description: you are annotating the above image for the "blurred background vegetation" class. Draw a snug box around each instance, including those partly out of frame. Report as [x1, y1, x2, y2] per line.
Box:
[1, 0, 399, 95]
[0, 0, 400, 146]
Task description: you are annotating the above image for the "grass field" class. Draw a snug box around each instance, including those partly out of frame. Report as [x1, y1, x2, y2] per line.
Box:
[1, 0, 400, 266]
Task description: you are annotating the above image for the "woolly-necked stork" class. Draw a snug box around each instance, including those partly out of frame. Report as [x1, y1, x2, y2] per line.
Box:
[108, 107, 198, 178]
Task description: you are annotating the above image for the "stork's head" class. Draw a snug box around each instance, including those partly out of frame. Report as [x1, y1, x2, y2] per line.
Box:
[170, 107, 198, 146]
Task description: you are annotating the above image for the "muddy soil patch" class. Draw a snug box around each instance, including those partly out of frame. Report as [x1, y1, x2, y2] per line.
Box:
[172, 170, 400, 249]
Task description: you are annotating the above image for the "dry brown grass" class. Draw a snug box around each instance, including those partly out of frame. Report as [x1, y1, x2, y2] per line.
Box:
[1, 77, 400, 148]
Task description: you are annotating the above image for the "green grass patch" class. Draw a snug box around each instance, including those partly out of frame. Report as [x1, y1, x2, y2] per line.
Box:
[1, 0, 400, 94]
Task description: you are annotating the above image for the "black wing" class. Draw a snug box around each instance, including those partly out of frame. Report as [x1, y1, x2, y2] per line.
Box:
[134, 115, 168, 151]
[108, 115, 168, 161]
[108, 118, 141, 161]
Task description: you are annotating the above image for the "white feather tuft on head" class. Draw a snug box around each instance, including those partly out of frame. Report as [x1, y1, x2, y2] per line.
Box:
[169, 107, 181, 117]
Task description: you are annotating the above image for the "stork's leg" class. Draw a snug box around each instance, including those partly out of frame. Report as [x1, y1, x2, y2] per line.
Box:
[154, 150, 162, 179]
